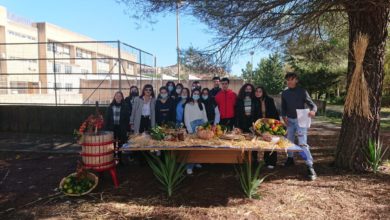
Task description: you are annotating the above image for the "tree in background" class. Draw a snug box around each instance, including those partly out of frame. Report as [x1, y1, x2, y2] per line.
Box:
[283, 13, 348, 101]
[180, 46, 230, 77]
[119, 0, 390, 171]
[254, 53, 285, 95]
[241, 61, 253, 83]
[242, 53, 284, 95]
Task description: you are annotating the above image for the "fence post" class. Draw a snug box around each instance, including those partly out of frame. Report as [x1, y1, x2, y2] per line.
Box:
[117, 40, 122, 92]
[139, 50, 142, 89]
[53, 42, 58, 106]
[154, 55, 157, 93]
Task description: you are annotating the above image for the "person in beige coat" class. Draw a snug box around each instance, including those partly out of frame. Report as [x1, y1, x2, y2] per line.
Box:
[130, 84, 156, 134]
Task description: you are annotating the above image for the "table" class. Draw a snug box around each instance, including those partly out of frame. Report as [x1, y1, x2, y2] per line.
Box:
[121, 135, 302, 164]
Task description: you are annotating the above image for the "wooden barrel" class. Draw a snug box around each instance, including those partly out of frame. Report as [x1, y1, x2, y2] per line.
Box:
[80, 131, 115, 171]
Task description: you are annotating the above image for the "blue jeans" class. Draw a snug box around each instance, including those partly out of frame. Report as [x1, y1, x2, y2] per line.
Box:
[286, 118, 314, 167]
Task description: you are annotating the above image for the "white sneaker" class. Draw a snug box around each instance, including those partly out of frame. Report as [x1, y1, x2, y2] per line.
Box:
[186, 168, 193, 175]
[195, 164, 202, 169]
[267, 165, 275, 169]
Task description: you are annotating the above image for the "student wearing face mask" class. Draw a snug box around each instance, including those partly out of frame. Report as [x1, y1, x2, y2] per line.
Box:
[191, 80, 202, 92]
[184, 89, 208, 174]
[165, 81, 177, 100]
[124, 86, 139, 131]
[175, 83, 184, 99]
[155, 86, 176, 126]
[201, 88, 220, 125]
[176, 88, 190, 126]
[130, 84, 156, 134]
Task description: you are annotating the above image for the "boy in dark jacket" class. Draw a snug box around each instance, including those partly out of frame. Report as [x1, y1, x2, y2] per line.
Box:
[281, 72, 317, 181]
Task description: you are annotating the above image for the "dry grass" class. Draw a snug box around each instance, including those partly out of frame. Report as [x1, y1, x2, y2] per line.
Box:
[344, 33, 372, 119]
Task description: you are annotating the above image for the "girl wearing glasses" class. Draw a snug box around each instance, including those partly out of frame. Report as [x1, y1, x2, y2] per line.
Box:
[130, 84, 156, 134]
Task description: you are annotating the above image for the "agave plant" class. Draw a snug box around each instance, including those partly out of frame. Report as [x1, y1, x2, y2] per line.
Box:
[144, 151, 186, 197]
[235, 160, 270, 199]
[365, 139, 389, 173]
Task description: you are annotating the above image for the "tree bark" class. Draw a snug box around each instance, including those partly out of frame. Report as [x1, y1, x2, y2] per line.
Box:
[335, 1, 389, 171]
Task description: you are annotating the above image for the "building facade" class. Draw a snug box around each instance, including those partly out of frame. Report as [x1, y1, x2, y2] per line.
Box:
[0, 5, 141, 104]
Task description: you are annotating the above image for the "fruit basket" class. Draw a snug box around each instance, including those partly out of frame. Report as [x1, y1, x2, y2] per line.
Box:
[252, 118, 286, 142]
[253, 118, 286, 135]
[59, 170, 98, 196]
[150, 125, 187, 141]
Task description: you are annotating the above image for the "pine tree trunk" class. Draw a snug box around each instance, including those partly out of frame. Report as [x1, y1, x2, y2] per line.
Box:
[335, 2, 389, 171]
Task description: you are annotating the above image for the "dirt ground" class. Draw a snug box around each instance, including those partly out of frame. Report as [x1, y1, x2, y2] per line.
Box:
[0, 125, 389, 220]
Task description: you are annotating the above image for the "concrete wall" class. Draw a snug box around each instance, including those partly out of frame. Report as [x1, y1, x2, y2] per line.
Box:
[0, 97, 325, 134]
[0, 105, 108, 134]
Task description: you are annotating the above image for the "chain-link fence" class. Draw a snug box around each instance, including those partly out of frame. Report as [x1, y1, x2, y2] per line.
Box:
[0, 40, 157, 106]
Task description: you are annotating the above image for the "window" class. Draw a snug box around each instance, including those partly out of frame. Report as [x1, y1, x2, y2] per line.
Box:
[10, 81, 27, 94]
[65, 65, 72, 74]
[98, 56, 110, 64]
[62, 46, 70, 55]
[65, 83, 72, 92]
[55, 83, 61, 89]
[76, 48, 83, 58]
[81, 69, 89, 74]
[47, 43, 57, 52]
[76, 48, 91, 58]
[54, 64, 61, 72]
[8, 30, 36, 41]
[98, 69, 108, 74]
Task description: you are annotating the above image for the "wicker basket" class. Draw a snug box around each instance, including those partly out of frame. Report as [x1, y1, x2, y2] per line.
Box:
[59, 172, 98, 197]
[80, 131, 115, 171]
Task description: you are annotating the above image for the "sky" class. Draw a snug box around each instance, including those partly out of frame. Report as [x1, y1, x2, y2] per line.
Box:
[0, 0, 270, 76]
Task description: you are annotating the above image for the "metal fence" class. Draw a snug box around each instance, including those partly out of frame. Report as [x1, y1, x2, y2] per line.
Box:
[0, 40, 157, 106]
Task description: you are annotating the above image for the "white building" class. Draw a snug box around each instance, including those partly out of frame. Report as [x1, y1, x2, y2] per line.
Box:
[0, 5, 140, 104]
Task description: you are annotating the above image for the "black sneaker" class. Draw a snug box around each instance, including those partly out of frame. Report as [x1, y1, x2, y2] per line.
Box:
[307, 166, 317, 181]
[284, 157, 295, 167]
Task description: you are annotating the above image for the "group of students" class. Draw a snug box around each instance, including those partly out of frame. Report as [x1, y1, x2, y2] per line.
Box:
[104, 72, 318, 180]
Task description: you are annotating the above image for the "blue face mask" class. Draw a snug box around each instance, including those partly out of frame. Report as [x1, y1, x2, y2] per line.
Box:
[160, 93, 168, 99]
[193, 95, 200, 101]
[181, 95, 187, 99]
[176, 88, 182, 94]
[168, 85, 174, 92]
[202, 95, 209, 100]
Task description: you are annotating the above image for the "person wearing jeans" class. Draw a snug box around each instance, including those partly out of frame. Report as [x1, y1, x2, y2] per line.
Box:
[281, 72, 317, 181]
[286, 118, 314, 167]
[184, 89, 208, 175]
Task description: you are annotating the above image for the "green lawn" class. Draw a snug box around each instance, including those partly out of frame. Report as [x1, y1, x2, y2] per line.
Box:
[318, 105, 390, 131]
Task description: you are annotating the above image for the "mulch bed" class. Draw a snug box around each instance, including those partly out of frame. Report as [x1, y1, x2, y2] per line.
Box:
[0, 129, 389, 220]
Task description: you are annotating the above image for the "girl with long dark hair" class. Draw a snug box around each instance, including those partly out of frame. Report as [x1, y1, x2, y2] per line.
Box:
[255, 86, 280, 169]
[184, 89, 207, 174]
[176, 87, 190, 126]
[104, 91, 130, 165]
[235, 83, 260, 132]
[200, 88, 220, 125]
[155, 86, 176, 125]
